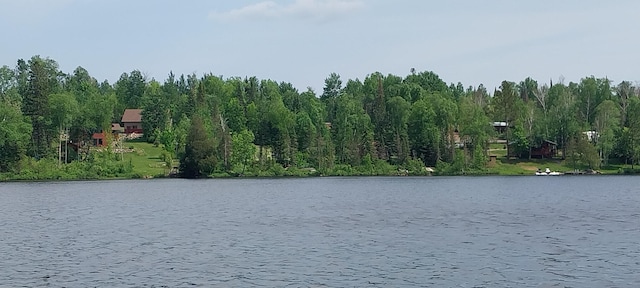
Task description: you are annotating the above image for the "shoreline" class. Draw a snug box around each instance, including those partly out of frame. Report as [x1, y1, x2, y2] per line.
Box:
[1, 169, 632, 183]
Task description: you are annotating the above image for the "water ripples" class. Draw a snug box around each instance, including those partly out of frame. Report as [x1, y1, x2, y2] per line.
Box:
[1, 176, 639, 287]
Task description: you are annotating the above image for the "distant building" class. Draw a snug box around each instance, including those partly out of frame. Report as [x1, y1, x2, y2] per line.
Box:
[92, 132, 106, 147]
[111, 123, 125, 134]
[492, 121, 509, 133]
[121, 109, 143, 134]
[530, 140, 558, 159]
[510, 140, 558, 159]
[91, 123, 126, 147]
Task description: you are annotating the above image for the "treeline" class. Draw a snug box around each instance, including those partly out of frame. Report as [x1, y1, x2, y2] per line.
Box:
[1, 55, 640, 179]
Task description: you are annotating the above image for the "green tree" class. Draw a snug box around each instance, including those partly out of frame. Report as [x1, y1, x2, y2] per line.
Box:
[370, 73, 389, 160]
[431, 92, 458, 162]
[224, 97, 246, 133]
[280, 82, 300, 113]
[523, 101, 537, 159]
[215, 113, 232, 171]
[567, 134, 600, 170]
[85, 93, 117, 134]
[22, 56, 60, 158]
[295, 112, 315, 152]
[49, 92, 79, 166]
[0, 101, 32, 172]
[158, 126, 177, 154]
[320, 72, 342, 123]
[593, 100, 620, 165]
[173, 115, 191, 156]
[386, 96, 410, 163]
[332, 94, 374, 165]
[492, 81, 522, 159]
[518, 77, 538, 102]
[616, 81, 636, 126]
[626, 98, 640, 168]
[115, 70, 146, 110]
[548, 84, 579, 159]
[0, 65, 21, 108]
[613, 127, 634, 166]
[180, 116, 216, 178]
[458, 95, 493, 165]
[65, 66, 99, 104]
[231, 129, 256, 174]
[408, 98, 439, 166]
[576, 76, 611, 126]
[142, 80, 170, 142]
[309, 123, 335, 173]
[533, 84, 551, 139]
[404, 70, 448, 94]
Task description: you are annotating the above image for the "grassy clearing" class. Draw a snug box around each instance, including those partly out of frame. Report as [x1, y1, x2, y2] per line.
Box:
[488, 143, 508, 157]
[120, 141, 635, 178]
[486, 155, 635, 175]
[122, 141, 173, 177]
[488, 158, 565, 175]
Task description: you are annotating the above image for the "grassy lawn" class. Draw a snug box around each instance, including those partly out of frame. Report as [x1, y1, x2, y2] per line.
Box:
[113, 140, 638, 178]
[488, 143, 508, 157]
[488, 158, 567, 175]
[486, 155, 633, 175]
[122, 141, 173, 177]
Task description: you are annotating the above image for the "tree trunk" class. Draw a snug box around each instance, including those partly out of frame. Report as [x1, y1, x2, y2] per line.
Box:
[58, 126, 62, 167]
[64, 127, 69, 164]
[505, 126, 511, 160]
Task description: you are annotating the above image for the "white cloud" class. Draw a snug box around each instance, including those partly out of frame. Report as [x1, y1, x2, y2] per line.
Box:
[210, 0, 365, 22]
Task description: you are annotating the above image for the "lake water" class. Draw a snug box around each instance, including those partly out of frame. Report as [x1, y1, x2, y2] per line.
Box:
[1, 176, 639, 287]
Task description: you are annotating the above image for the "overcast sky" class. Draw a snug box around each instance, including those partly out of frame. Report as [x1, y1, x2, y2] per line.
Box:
[1, 0, 638, 92]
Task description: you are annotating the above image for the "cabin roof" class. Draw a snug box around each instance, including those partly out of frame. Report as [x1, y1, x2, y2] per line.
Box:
[121, 109, 142, 123]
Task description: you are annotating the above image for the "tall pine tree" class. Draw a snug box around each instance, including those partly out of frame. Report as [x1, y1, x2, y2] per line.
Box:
[22, 56, 59, 158]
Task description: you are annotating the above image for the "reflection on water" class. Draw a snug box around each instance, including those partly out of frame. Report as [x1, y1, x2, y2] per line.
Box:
[1, 176, 639, 287]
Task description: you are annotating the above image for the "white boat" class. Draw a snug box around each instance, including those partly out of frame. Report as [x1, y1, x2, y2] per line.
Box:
[535, 168, 562, 176]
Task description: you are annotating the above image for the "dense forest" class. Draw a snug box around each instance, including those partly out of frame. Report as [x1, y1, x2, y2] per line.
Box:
[1, 55, 639, 179]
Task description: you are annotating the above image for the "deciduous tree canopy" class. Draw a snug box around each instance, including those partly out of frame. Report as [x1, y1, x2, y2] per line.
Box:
[2, 55, 639, 176]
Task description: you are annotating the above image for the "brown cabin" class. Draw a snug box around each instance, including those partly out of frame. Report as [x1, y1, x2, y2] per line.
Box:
[121, 109, 143, 134]
[530, 140, 557, 158]
[92, 132, 106, 147]
[91, 123, 125, 147]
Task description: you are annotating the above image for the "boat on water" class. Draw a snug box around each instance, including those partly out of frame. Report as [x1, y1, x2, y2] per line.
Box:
[535, 168, 562, 176]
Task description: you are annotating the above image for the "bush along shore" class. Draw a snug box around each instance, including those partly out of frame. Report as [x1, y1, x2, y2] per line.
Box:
[2, 140, 637, 182]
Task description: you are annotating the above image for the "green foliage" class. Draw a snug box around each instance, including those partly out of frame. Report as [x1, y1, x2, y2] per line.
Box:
[142, 80, 172, 142]
[115, 70, 146, 110]
[332, 94, 374, 165]
[0, 65, 21, 108]
[408, 98, 439, 166]
[157, 127, 177, 153]
[567, 135, 600, 169]
[471, 144, 488, 171]
[2, 151, 133, 180]
[594, 100, 620, 164]
[403, 158, 430, 176]
[49, 92, 78, 129]
[0, 101, 32, 172]
[509, 124, 530, 158]
[435, 150, 466, 175]
[492, 81, 524, 158]
[23, 56, 60, 158]
[4, 54, 640, 180]
[231, 129, 256, 175]
[180, 116, 216, 178]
